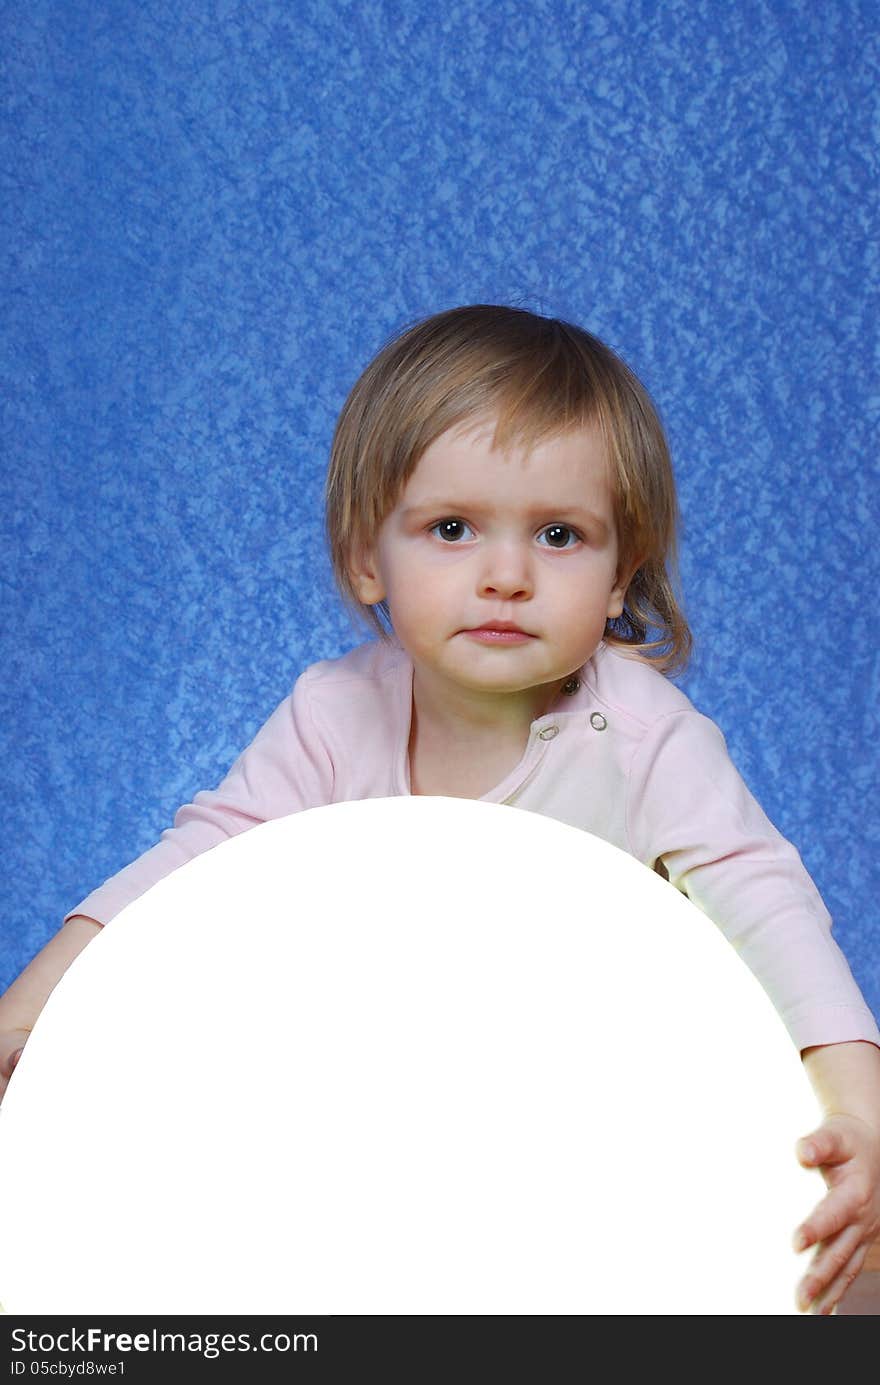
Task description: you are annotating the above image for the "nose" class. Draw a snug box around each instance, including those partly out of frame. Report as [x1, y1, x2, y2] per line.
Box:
[477, 541, 534, 601]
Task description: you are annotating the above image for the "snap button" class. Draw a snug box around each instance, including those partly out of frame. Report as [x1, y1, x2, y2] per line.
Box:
[589, 712, 607, 732]
[561, 676, 580, 696]
[538, 725, 559, 741]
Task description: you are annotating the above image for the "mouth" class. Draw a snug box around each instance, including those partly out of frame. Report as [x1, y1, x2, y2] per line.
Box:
[461, 622, 536, 644]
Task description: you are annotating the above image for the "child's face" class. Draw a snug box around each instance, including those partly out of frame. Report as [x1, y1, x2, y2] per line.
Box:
[351, 416, 632, 702]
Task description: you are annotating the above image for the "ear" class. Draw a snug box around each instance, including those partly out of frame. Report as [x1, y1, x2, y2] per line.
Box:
[606, 555, 643, 621]
[348, 543, 386, 606]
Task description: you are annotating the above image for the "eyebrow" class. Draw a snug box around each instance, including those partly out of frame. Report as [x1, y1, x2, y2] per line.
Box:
[400, 501, 611, 540]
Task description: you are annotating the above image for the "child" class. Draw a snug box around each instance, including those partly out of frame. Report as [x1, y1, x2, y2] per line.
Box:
[2, 305, 878, 1314]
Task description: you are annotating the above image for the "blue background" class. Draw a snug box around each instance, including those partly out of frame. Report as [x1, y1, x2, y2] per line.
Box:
[2, 0, 878, 1022]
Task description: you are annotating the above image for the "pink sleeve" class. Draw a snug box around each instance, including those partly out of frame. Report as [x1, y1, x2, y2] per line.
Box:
[65, 671, 334, 927]
[627, 710, 880, 1053]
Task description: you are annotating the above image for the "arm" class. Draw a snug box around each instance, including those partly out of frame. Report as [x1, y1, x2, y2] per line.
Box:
[62, 673, 334, 930]
[627, 709, 880, 1311]
[0, 915, 102, 1102]
[630, 711, 880, 1052]
[793, 1040, 880, 1314]
[2, 669, 336, 1103]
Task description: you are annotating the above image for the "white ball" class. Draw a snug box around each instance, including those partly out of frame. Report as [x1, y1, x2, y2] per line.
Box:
[0, 798, 821, 1314]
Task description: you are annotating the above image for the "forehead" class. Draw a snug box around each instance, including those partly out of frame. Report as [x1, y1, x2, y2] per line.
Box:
[403, 416, 613, 504]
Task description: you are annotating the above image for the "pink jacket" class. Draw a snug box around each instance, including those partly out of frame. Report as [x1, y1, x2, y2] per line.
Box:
[69, 638, 880, 1053]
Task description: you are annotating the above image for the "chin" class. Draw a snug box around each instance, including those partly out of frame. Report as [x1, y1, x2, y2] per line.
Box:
[455, 669, 551, 695]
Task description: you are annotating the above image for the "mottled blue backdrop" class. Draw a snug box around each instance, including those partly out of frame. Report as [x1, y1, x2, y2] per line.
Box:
[2, 1, 878, 1022]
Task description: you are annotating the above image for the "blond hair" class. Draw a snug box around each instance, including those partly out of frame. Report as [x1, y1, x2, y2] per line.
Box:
[325, 304, 692, 676]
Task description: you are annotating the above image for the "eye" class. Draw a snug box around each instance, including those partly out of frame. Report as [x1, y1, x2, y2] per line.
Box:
[537, 524, 580, 549]
[429, 518, 474, 543]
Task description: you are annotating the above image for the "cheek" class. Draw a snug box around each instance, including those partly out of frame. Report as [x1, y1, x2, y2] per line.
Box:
[552, 568, 617, 634]
[390, 547, 465, 592]
[549, 556, 611, 602]
[384, 574, 449, 631]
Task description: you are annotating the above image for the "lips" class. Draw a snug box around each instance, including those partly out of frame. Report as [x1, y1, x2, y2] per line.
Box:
[470, 621, 531, 634]
[461, 622, 535, 644]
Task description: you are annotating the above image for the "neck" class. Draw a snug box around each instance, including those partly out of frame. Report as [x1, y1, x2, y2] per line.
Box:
[411, 666, 565, 745]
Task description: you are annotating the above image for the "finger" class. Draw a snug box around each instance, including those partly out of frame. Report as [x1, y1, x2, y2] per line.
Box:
[795, 1222, 864, 1311]
[0, 1029, 31, 1082]
[797, 1126, 849, 1169]
[793, 1174, 871, 1253]
[806, 1240, 869, 1316]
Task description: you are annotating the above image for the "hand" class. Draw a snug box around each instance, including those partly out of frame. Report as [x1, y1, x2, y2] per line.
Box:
[0, 1028, 32, 1104]
[793, 1113, 880, 1314]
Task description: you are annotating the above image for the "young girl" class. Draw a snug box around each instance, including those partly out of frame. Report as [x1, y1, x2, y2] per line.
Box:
[2, 305, 879, 1314]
